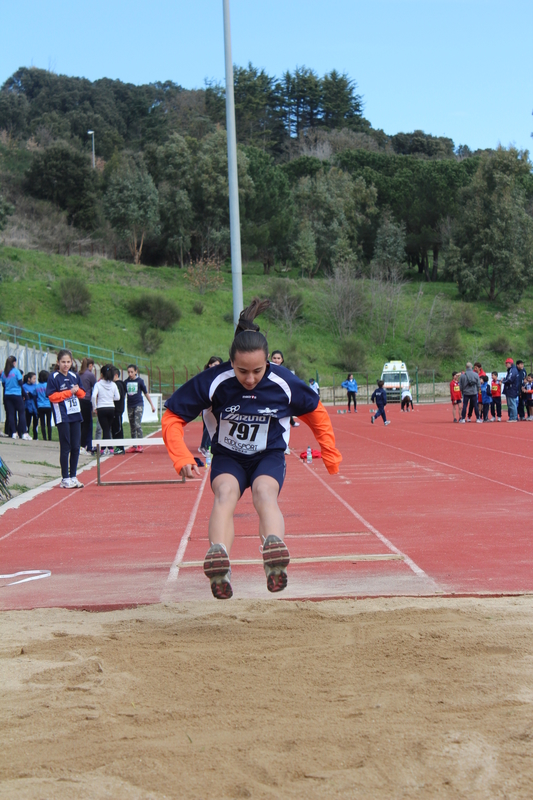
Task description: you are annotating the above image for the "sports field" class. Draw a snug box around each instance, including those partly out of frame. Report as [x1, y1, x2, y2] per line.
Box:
[1, 404, 533, 798]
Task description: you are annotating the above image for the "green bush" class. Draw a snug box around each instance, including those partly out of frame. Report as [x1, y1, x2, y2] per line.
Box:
[335, 338, 367, 371]
[127, 293, 181, 330]
[192, 301, 204, 315]
[139, 321, 163, 354]
[489, 334, 512, 354]
[58, 276, 91, 316]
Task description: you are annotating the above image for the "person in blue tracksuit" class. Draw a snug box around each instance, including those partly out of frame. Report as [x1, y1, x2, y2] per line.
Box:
[371, 380, 390, 426]
[22, 372, 39, 439]
[480, 375, 492, 422]
[36, 370, 52, 440]
[1, 355, 30, 439]
[341, 373, 358, 412]
[46, 349, 86, 488]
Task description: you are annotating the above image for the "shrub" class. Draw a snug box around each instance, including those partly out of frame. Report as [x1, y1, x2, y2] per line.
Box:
[58, 276, 91, 316]
[335, 338, 367, 371]
[192, 301, 204, 315]
[458, 302, 478, 331]
[139, 322, 163, 354]
[186, 261, 224, 294]
[126, 293, 181, 330]
[268, 279, 304, 335]
[223, 312, 233, 323]
[489, 334, 512, 354]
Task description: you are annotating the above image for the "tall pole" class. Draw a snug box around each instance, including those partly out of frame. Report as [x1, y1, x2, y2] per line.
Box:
[87, 130, 95, 168]
[222, 0, 243, 326]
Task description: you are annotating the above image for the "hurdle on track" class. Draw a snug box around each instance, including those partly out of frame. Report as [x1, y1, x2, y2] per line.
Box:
[95, 438, 186, 486]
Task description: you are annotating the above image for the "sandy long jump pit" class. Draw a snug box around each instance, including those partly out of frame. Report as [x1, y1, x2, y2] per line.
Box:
[1, 596, 533, 799]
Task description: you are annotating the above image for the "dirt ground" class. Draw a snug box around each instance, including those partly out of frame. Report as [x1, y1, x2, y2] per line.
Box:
[1, 596, 532, 800]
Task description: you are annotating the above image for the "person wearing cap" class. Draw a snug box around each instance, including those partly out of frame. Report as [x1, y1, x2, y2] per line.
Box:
[502, 358, 520, 422]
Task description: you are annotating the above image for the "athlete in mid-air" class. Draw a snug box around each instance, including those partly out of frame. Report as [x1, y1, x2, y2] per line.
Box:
[162, 300, 342, 599]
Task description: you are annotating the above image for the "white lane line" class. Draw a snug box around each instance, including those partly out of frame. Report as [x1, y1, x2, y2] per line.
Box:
[0, 569, 51, 587]
[161, 469, 209, 598]
[304, 462, 438, 585]
[0, 454, 137, 542]
[405, 427, 533, 461]
[337, 426, 533, 498]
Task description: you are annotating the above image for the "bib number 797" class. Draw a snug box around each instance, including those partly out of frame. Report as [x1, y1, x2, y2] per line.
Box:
[218, 414, 269, 455]
[227, 421, 260, 441]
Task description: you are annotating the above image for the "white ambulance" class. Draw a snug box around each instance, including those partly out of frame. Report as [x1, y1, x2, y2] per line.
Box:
[380, 361, 410, 402]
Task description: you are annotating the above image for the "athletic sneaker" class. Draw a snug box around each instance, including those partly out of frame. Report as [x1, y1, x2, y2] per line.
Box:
[22, 433, 32, 441]
[69, 477, 84, 488]
[103, 447, 112, 455]
[11, 433, 19, 439]
[59, 478, 73, 488]
[203, 543, 233, 600]
[292, 422, 300, 427]
[458, 419, 466, 424]
[125, 446, 137, 453]
[384, 420, 391, 426]
[476, 419, 483, 424]
[262, 535, 290, 593]
[113, 447, 125, 455]
[135, 446, 144, 453]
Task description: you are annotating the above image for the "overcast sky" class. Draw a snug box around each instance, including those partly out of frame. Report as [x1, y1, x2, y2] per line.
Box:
[1, 0, 532, 153]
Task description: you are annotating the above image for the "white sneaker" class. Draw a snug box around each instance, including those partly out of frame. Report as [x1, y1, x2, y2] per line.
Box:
[22, 433, 32, 440]
[476, 419, 483, 424]
[70, 477, 84, 488]
[384, 420, 391, 426]
[103, 447, 112, 455]
[458, 419, 466, 424]
[12, 433, 19, 439]
[60, 478, 73, 489]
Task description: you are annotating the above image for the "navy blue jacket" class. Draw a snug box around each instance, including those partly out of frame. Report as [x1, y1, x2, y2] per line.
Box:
[503, 365, 521, 399]
[371, 387, 387, 408]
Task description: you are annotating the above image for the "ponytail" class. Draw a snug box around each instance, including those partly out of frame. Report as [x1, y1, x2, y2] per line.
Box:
[229, 298, 270, 361]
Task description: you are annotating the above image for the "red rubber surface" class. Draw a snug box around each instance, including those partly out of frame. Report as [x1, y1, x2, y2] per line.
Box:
[1, 404, 532, 609]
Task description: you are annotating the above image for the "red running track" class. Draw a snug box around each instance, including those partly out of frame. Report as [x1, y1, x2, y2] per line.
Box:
[1, 404, 532, 610]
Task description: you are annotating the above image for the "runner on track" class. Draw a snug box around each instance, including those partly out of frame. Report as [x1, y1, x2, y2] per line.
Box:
[162, 299, 342, 600]
[46, 349, 86, 489]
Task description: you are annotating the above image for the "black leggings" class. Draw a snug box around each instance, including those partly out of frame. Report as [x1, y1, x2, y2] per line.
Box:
[26, 410, 39, 439]
[80, 398, 93, 450]
[4, 395, 27, 437]
[347, 391, 356, 410]
[57, 421, 81, 479]
[97, 407, 115, 441]
[38, 408, 53, 440]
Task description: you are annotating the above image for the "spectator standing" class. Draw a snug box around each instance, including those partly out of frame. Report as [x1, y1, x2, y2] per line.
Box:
[502, 358, 520, 422]
[124, 365, 156, 453]
[309, 378, 320, 396]
[516, 360, 527, 420]
[459, 362, 481, 423]
[524, 374, 533, 420]
[450, 371, 463, 422]
[480, 375, 492, 421]
[46, 349, 85, 488]
[92, 365, 120, 453]
[473, 362, 487, 378]
[371, 380, 390, 426]
[490, 371, 502, 421]
[78, 358, 96, 453]
[341, 373, 358, 413]
[36, 370, 53, 440]
[23, 372, 39, 439]
[270, 351, 299, 427]
[1, 356, 30, 439]
[112, 367, 126, 454]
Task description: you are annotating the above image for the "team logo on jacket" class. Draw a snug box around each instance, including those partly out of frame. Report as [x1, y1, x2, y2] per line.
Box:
[257, 408, 278, 415]
[225, 405, 240, 413]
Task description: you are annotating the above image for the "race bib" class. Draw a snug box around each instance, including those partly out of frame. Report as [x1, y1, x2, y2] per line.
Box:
[65, 395, 81, 415]
[218, 413, 270, 455]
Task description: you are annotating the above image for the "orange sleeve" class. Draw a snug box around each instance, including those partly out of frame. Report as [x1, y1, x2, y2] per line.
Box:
[48, 388, 85, 403]
[161, 409, 196, 474]
[299, 401, 342, 474]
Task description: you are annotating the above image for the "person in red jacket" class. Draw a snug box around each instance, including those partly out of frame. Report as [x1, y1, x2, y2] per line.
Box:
[162, 300, 342, 600]
[490, 371, 502, 421]
[450, 371, 462, 422]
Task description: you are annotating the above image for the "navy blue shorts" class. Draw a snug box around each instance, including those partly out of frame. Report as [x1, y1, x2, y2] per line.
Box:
[210, 449, 286, 497]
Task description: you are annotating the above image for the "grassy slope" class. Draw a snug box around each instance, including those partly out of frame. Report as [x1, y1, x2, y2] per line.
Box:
[0, 245, 532, 384]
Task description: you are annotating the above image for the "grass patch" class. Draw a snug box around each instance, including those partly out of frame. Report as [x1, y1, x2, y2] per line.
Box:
[21, 460, 59, 468]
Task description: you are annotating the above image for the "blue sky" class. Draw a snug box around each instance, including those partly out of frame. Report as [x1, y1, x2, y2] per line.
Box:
[1, 0, 532, 153]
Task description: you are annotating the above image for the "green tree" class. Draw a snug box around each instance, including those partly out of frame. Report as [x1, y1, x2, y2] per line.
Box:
[372, 212, 406, 277]
[104, 161, 159, 264]
[0, 193, 14, 232]
[292, 220, 317, 277]
[448, 148, 533, 302]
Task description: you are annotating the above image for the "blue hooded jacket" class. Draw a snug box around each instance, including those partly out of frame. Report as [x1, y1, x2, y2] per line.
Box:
[341, 379, 358, 393]
[503, 365, 520, 399]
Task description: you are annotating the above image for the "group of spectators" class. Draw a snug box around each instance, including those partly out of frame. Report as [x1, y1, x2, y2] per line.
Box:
[450, 359, 530, 423]
[0, 354, 156, 453]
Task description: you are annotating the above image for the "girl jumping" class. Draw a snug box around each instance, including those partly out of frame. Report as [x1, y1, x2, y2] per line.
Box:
[162, 300, 342, 599]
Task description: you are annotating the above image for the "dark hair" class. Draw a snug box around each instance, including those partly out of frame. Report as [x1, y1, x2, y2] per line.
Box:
[3, 355, 17, 375]
[452, 371, 458, 378]
[229, 299, 270, 361]
[79, 357, 95, 374]
[474, 362, 482, 368]
[38, 370, 49, 383]
[378, 380, 384, 387]
[24, 371, 36, 383]
[57, 349, 73, 365]
[347, 373, 353, 380]
[101, 364, 115, 381]
[113, 367, 120, 378]
[204, 356, 223, 370]
[517, 360, 524, 366]
[127, 364, 137, 371]
[271, 350, 284, 362]
[481, 374, 489, 383]
[491, 371, 498, 376]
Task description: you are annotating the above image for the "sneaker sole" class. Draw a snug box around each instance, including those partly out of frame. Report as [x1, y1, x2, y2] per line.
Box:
[203, 545, 232, 600]
[263, 536, 290, 593]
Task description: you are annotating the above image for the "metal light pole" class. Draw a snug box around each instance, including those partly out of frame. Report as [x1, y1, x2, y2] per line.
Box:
[87, 130, 95, 169]
[222, 0, 243, 326]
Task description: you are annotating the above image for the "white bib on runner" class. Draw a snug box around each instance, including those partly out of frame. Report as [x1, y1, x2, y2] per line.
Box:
[218, 413, 270, 455]
[65, 394, 81, 415]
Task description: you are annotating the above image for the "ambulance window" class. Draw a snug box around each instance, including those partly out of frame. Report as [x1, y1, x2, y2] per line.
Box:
[401, 372, 408, 381]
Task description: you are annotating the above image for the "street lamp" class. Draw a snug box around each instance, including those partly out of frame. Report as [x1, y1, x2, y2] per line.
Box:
[222, 0, 243, 327]
[87, 130, 95, 169]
